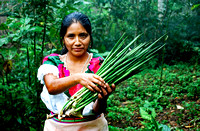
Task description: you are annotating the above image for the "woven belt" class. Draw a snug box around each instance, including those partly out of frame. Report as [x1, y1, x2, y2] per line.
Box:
[50, 112, 101, 123]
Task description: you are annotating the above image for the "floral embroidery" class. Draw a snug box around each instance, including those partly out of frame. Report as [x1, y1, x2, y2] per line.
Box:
[58, 64, 70, 78]
[88, 57, 103, 74]
[58, 64, 65, 78]
[64, 68, 70, 77]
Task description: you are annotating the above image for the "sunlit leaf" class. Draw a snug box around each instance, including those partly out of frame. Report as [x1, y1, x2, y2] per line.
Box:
[20, 47, 27, 51]
[30, 26, 43, 32]
[20, 17, 31, 25]
[151, 108, 156, 119]
[176, 105, 184, 109]
[139, 107, 152, 121]
[13, 36, 21, 42]
[8, 34, 15, 38]
[17, 117, 22, 124]
[0, 37, 9, 47]
[159, 124, 171, 131]
[21, 24, 31, 31]
[191, 4, 200, 10]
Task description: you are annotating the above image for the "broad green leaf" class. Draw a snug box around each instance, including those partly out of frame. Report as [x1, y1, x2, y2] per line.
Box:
[21, 38, 32, 45]
[8, 49, 17, 59]
[30, 26, 43, 32]
[191, 4, 200, 10]
[139, 107, 152, 121]
[21, 24, 31, 32]
[25, 17, 31, 25]
[82, 1, 91, 4]
[158, 124, 171, 131]
[0, 37, 9, 47]
[8, 34, 15, 38]
[151, 108, 156, 119]
[20, 47, 27, 51]
[144, 100, 151, 108]
[20, 17, 31, 25]
[13, 36, 21, 42]
[0, 48, 17, 59]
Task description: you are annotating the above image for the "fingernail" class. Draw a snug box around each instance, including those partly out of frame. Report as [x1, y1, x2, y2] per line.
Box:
[104, 85, 106, 88]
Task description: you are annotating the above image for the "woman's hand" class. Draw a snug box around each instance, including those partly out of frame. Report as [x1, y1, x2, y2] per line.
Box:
[75, 73, 116, 114]
[75, 73, 115, 99]
[92, 83, 115, 114]
[75, 73, 107, 93]
[98, 83, 116, 100]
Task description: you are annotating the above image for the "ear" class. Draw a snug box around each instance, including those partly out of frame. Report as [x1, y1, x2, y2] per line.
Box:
[63, 38, 65, 44]
[63, 38, 67, 46]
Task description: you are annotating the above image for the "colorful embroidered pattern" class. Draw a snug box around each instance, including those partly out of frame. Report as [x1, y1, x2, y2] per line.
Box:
[50, 112, 100, 123]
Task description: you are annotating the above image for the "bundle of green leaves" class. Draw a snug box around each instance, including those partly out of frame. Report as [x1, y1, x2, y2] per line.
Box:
[58, 34, 165, 119]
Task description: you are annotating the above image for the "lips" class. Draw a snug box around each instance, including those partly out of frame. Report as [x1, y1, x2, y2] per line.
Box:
[73, 48, 84, 52]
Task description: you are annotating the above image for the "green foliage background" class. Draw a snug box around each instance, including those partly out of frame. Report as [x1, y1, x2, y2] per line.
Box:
[0, 0, 199, 130]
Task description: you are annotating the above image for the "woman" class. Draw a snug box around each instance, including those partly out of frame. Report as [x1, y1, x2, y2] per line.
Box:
[37, 12, 115, 131]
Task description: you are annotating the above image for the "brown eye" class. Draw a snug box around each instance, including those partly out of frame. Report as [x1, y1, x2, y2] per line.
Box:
[79, 33, 88, 39]
[67, 34, 75, 38]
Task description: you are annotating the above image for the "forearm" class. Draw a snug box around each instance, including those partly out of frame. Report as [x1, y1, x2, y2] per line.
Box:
[44, 74, 79, 95]
[44, 73, 106, 95]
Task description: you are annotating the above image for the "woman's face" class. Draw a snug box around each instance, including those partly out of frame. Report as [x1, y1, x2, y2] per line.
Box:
[64, 22, 90, 57]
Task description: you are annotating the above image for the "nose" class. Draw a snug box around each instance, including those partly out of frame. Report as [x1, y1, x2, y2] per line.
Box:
[74, 36, 81, 45]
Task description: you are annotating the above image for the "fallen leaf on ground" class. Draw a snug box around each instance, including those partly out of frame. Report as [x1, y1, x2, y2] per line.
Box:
[176, 105, 184, 109]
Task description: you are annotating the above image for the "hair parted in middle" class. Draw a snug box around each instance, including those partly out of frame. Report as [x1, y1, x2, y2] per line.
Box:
[60, 12, 93, 55]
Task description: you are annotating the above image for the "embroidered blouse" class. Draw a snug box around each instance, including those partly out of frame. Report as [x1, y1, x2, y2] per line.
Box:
[37, 53, 104, 116]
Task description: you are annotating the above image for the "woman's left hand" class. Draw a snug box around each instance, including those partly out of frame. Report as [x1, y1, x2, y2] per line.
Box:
[92, 83, 116, 114]
[97, 83, 116, 100]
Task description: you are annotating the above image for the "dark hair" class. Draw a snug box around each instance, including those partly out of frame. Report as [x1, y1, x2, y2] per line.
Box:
[60, 12, 93, 55]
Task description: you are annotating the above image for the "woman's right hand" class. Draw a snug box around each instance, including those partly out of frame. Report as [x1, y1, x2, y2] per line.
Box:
[75, 73, 106, 93]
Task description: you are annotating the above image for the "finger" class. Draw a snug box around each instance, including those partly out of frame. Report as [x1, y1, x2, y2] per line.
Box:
[86, 85, 95, 92]
[93, 75, 106, 85]
[106, 83, 112, 94]
[100, 86, 107, 97]
[88, 82, 102, 93]
[91, 77, 106, 88]
[98, 93, 103, 99]
[111, 83, 116, 91]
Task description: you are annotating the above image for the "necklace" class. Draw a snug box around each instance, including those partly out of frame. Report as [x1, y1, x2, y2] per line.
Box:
[65, 53, 90, 75]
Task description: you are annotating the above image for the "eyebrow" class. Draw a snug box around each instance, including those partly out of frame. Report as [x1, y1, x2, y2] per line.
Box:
[65, 32, 88, 35]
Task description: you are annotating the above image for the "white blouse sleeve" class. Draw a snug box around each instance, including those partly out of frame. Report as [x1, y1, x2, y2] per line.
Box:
[37, 64, 94, 116]
[37, 64, 68, 113]
[37, 64, 59, 84]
